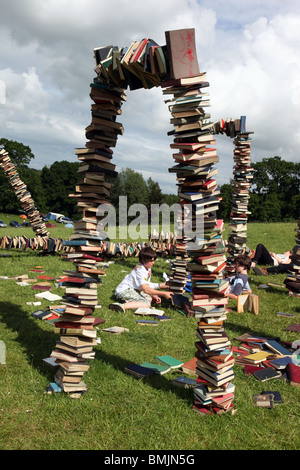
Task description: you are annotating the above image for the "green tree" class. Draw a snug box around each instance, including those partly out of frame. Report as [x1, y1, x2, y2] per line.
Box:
[0, 138, 34, 167]
[0, 138, 36, 213]
[252, 156, 299, 220]
[147, 177, 163, 206]
[110, 168, 149, 208]
[40, 161, 80, 219]
[218, 184, 232, 221]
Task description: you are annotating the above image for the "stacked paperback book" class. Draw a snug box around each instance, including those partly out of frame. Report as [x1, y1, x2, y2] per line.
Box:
[46, 48, 128, 396]
[210, 119, 254, 273]
[0, 148, 49, 237]
[158, 32, 235, 414]
[284, 218, 300, 297]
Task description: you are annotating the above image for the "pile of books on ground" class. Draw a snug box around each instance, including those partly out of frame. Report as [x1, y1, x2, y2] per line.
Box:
[233, 332, 300, 386]
[0, 149, 49, 237]
[284, 218, 300, 297]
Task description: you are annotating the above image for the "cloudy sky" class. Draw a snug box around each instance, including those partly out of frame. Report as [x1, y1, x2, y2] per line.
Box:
[1, 0, 300, 194]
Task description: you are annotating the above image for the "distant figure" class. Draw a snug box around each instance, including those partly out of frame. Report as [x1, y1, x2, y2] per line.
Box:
[109, 246, 173, 313]
[251, 243, 292, 275]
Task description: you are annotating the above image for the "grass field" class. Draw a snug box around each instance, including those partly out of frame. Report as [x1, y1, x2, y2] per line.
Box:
[0, 216, 299, 451]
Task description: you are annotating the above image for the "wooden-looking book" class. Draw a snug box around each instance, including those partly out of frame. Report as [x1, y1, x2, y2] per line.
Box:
[237, 293, 259, 315]
[165, 28, 200, 79]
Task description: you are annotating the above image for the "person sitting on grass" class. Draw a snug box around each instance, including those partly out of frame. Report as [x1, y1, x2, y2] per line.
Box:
[251, 243, 292, 276]
[225, 254, 252, 300]
[109, 246, 173, 313]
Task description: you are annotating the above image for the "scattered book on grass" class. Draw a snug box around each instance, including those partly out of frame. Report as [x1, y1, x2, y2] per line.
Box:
[136, 319, 158, 326]
[254, 394, 275, 408]
[253, 367, 282, 382]
[124, 363, 154, 379]
[172, 376, 198, 388]
[155, 355, 184, 369]
[285, 324, 300, 333]
[139, 362, 170, 375]
[277, 312, 295, 318]
[286, 363, 300, 387]
[237, 293, 259, 315]
[180, 357, 197, 375]
[134, 307, 164, 316]
[101, 326, 129, 334]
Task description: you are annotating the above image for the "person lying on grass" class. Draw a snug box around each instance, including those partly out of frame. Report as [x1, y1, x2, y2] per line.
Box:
[250, 243, 292, 276]
[225, 254, 252, 300]
[109, 246, 173, 313]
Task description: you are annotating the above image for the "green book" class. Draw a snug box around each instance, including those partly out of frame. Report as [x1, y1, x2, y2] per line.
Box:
[139, 362, 170, 375]
[155, 355, 184, 369]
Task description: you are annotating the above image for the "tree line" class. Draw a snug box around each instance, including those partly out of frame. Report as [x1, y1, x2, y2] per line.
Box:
[0, 138, 298, 222]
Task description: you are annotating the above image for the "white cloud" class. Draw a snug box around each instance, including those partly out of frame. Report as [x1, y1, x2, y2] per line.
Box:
[0, 1, 300, 195]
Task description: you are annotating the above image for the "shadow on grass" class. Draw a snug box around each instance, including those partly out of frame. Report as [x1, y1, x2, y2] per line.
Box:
[0, 301, 193, 403]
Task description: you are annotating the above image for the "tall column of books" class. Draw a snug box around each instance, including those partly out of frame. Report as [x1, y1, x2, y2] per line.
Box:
[48, 52, 126, 396]
[225, 126, 254, 274]
[0, 148, 49, 237]
[284, 218, 300, 298]
[161, 72, 235, 415]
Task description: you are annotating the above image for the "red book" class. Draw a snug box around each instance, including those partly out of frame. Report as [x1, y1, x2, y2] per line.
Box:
[286, 363, 300, 386]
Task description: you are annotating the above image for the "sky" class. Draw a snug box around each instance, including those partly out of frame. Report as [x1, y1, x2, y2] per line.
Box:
[0, 0, 300, 194]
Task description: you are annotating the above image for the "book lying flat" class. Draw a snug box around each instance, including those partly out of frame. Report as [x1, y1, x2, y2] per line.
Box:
[253, 368, 282, 382]
[155, 355, 184, 369]
[124, 363, 154, 379]
[172, 376, 198, 388]
[139, 362, 170, 374]
[134, 307, 164, 316]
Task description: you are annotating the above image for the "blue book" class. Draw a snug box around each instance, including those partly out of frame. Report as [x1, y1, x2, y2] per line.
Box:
[49, 382, 62, 393]
[268, 357, 294, 369]
[264, 339, 293, 356]
[173, 376, 198, 388]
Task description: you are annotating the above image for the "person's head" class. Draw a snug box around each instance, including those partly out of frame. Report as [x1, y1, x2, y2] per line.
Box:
[139, 246, 157, 268]
[235, 254, 251, 273]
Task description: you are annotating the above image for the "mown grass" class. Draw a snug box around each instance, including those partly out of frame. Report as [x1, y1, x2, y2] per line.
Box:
[0, 218, 299, 450]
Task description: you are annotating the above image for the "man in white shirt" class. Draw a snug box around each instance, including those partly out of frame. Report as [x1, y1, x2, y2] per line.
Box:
[109, 246, 173, 312]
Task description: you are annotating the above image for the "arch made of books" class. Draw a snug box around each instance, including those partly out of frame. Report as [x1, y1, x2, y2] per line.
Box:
[47, 29, 238, 412]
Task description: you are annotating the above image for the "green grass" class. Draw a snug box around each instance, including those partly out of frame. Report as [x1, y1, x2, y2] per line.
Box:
[0, 219, 299, 450]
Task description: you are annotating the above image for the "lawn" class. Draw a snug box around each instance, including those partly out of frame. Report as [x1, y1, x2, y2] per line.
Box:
[0, 218, 299, 451]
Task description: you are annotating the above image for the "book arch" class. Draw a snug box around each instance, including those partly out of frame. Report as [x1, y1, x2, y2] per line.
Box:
[46, 29, 254, 410]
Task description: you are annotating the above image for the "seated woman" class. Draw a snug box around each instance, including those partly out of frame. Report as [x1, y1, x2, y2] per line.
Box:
[251, 243, 292, 275]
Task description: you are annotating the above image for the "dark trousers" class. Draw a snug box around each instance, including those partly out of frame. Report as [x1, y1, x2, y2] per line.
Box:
[267, 263, 292, 274]
[253, 244, 291, 274]
[253, 244, 274, 265]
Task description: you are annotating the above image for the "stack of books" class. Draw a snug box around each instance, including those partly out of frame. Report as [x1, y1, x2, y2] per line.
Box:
[225, 124, 254, 273]
[157, 32, 234, 414]
[284, 218, 300, 297]
[166, 237, 189, 293]
[0, 149, 49, 237]
[46, 48, 130, 395]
